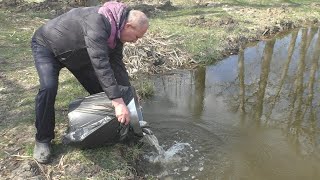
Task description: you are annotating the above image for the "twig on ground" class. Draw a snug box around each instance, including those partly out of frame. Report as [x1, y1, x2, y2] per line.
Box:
[33, 158, 51, 180]
[58, 155, 66, 171]
[10, 154, 32, 158]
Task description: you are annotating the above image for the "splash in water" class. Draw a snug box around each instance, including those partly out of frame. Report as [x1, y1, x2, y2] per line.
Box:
[141, 126, 192, 167]
[140, 128, 201, 178]
[143, 134, 191, 164]
[143, 134, 165, 155]
[151, 142, 191, 164]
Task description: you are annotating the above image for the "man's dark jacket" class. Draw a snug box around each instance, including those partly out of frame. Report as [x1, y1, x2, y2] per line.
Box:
[33, 6, 130, 100]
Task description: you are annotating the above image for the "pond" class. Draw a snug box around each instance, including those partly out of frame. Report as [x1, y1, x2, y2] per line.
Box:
[141, 27, 320, 179]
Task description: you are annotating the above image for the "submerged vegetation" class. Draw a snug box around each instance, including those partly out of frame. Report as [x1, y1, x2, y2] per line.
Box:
[0, 0, 320, 179]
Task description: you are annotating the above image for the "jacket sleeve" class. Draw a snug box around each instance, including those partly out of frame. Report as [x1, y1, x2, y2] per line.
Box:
[83, 13, 121, 99]
[109, 41, 131, 87]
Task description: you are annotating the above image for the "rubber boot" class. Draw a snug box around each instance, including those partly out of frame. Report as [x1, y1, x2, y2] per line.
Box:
[33, 141, 51, 164]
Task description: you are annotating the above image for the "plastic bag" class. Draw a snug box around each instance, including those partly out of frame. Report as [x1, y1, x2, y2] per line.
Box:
[62, 86, 143, 148]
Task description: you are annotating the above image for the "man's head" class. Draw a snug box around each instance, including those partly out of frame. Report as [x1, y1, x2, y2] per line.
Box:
[120, 10, 149, 43]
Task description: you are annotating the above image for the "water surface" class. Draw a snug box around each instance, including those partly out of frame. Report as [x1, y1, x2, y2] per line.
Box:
[142, 27, 320, 180]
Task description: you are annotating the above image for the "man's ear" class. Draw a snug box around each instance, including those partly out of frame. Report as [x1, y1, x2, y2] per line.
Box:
[124, 22, 136, 29]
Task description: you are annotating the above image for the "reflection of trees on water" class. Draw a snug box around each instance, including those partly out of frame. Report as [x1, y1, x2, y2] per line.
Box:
[154, 69, 206, 119]
[288, 28, 308, 127]
[151, 28, 320, 179]
[266, 31, 298, 120]
[289, 27, 320, 157]
[255, 39, 276, 123]
[217, 27, 320, 156]
[264, 30, 298, 121]
[190, 66, 206, 119]
[238, 47, 245, 113]
[303, 28, 320, 120]
[305, 27, 318, 51]
[286, 28, 308, 156]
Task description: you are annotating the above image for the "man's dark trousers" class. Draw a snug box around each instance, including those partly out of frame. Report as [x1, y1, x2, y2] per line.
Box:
[31, 38, 103, 142]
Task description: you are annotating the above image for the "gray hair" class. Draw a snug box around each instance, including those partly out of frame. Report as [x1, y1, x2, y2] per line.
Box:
[127, 10, 149, 28]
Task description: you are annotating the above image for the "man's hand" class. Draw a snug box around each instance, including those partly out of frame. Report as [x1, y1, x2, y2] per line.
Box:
[112, 98, 130, 125]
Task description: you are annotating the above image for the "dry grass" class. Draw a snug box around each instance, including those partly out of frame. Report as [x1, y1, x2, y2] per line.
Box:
[124, 32, 194, 76]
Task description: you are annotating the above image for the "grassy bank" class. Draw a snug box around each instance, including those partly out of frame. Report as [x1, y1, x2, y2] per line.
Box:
[147, 0, 320, 62]
[0, 0, 320, 179]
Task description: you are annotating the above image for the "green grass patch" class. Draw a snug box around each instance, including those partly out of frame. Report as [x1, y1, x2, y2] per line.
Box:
[134, 78, 155, 99]
[150, 6, 243, 62]
[24, 143, 34, 156]
[148, 0, 320, 63]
